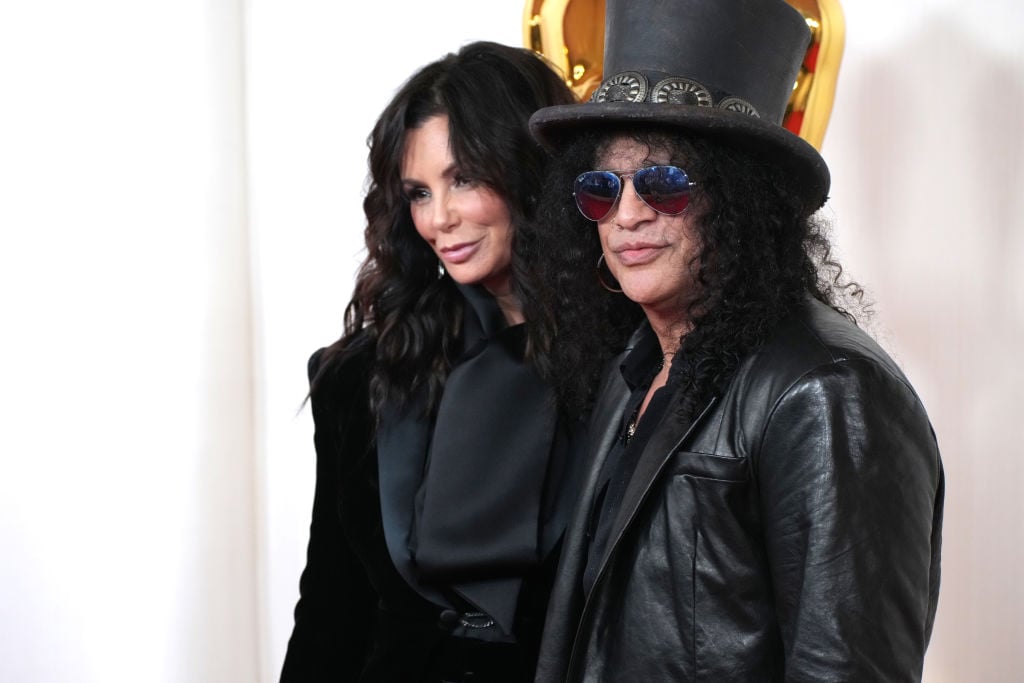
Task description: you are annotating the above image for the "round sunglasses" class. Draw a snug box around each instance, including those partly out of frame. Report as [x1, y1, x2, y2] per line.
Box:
[573, 165, 695, 222]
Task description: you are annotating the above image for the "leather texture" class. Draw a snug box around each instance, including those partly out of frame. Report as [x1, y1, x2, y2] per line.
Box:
[535, 299, 944, 683]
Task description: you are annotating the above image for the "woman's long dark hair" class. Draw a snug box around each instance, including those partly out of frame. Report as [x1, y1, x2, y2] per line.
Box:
[529, 126, 867, 419]
[312, 41, 576, 417]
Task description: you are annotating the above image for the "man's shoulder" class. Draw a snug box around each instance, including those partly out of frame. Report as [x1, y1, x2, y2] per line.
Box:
[734, 299, 914, 406]
[762, 299, 897, 372]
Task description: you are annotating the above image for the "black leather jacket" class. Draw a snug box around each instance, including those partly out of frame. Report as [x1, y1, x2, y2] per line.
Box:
[535, 299, 944, 682]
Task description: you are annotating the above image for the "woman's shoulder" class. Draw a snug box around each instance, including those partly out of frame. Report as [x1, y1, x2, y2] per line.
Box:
[308, 331, 376, 402]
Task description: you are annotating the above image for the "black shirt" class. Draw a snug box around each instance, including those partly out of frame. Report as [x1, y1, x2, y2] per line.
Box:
[582, 326, 679, 594]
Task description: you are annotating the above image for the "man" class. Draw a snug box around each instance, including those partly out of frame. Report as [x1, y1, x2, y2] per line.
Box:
[526, 0, 944, 680]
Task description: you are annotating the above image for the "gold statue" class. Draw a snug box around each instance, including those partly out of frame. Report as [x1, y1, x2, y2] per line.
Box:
[523, 0, 844, 150]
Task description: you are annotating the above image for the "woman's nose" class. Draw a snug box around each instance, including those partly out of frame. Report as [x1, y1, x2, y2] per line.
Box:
[431, 193, 458, 231]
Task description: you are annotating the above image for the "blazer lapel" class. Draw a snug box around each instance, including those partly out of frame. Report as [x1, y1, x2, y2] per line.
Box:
[375, 398, 456, 610]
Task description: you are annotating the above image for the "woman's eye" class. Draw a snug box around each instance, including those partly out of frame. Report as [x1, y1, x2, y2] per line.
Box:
[404, 187, 429, 203]
[453, 174, 476, 188]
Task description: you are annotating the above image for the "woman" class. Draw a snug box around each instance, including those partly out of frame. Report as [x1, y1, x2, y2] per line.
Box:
[280, 42, 580, 682]
[526, 0, 944, 680]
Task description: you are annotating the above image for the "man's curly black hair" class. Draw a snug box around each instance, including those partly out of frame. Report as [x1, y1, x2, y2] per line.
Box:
[523, 125, 868, 421]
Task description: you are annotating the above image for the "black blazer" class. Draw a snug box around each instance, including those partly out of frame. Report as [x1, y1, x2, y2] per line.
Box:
[281, 342, 565, 681]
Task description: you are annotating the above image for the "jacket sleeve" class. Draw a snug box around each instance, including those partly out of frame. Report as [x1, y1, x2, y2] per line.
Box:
[279, 349, 378, 682]
[756, 357, 943, 683]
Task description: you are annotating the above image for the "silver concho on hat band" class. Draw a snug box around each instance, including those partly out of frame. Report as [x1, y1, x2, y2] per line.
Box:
[652, 77, 713, 107]
[590, 71, 648, 103]
[718, 96, 760, 118]
[591, 72, 761, 121]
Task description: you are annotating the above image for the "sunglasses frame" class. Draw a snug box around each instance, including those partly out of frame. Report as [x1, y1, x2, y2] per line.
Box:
[573, 165, 695, 222]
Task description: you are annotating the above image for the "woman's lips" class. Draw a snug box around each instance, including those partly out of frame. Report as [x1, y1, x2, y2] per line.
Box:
[439, 240, 481, 264]
[613, 242, 664, 266]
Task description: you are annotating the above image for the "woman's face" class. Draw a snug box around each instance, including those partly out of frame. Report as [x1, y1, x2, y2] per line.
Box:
[594, 135, 702, 322]
[401, 115, 514, 297]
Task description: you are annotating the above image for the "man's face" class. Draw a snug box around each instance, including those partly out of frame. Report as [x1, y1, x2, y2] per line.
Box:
[593, 135, 702, 322]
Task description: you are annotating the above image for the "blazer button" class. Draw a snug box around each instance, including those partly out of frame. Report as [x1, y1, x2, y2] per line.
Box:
[438, 609, 459, 631]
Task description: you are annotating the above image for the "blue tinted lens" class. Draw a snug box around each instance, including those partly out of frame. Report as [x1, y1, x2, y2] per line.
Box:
[574, 171, 622, 221]
[632, 166, 691, 215]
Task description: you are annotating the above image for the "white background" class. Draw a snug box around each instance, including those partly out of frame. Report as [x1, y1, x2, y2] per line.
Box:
[1, 1, 1021, 681]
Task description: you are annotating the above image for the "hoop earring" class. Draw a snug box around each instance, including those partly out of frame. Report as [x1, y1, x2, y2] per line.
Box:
[596, 254, 623, 293]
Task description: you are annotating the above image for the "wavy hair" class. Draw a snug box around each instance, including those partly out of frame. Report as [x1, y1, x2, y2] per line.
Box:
[528, 126, 868, 418]
[311, 41, 577, 417]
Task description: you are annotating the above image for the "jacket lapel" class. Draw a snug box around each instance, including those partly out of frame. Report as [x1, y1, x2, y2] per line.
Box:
[564, 357, 634, 575]
[534, 341, 636, 682]
[589, 391, 718, 593]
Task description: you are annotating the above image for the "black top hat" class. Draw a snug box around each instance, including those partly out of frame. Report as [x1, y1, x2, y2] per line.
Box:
[530, 0, 830, 213]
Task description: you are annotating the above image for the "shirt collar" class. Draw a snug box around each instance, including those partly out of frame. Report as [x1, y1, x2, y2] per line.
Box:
[620, 322, 663, 390]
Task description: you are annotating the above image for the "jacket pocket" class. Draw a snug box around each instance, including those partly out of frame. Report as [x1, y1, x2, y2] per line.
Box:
[665, 450, 749, 483]
[662, 451, 773, 680]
